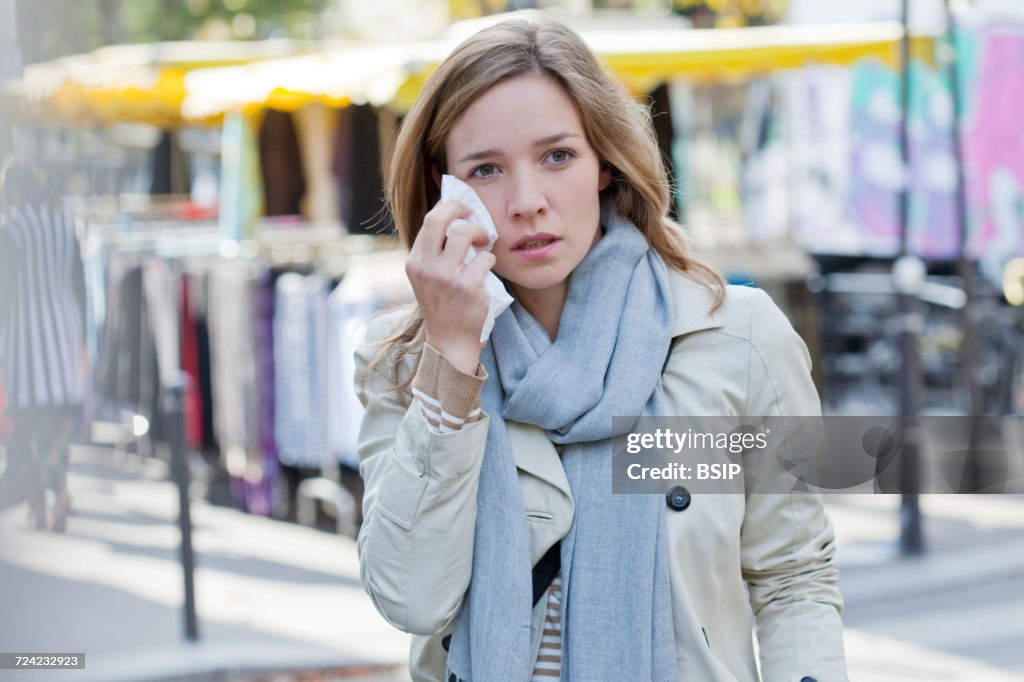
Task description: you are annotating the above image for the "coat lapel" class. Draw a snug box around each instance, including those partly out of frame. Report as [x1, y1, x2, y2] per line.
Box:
[508, 421, 572, 498]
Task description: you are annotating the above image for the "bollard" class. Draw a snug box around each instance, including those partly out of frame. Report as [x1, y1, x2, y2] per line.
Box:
[163, 375, 199, 641]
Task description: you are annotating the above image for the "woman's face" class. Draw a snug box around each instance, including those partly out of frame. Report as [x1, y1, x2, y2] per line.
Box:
[444, 74, 611, 302]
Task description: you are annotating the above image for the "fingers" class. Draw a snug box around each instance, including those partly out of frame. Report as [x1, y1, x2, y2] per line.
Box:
[406, 199, 495, 315]
[441, 220, 491, 266]
[413, 200, 471, 255]
[460, 249, 497, 286]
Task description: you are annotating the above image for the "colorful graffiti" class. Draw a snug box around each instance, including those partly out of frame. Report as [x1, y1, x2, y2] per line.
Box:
[777, 24, 1024, 275]
[847, 58, 962, 259]
[964, 29, 1024, 279]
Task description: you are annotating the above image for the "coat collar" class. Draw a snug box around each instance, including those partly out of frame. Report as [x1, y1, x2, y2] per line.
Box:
[667, 268, 723, 338]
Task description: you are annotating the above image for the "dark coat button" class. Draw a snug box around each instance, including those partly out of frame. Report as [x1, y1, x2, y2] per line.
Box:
[442, 634, 451, 652]
[666, 486, 691, 511]
[799, 677, 818, 682]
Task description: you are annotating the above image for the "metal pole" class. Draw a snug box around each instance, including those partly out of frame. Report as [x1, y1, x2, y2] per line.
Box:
[165, 376, 200, 641]
[898, 0, 924, 555]
[943, 0, 982, 492]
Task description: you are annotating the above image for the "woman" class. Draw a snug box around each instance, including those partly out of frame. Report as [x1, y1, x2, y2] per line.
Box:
[0, 158, 85, 532]
[355, 17, 847, 682]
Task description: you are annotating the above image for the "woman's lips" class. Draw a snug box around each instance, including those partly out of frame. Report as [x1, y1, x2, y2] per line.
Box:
[512, 237, 560, 260]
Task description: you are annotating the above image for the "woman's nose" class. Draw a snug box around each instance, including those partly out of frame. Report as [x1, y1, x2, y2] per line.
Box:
[506, 171, 547, 220]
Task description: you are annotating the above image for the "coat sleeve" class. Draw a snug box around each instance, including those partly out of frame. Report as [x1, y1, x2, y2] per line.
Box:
[353, 312, 489, 636]
[740, 290, 848, 682]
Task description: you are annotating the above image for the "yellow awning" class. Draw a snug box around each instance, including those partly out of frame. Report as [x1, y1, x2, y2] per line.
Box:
[8, 40, 322, 128]
[8, 19, 936, 127]
[183, 20, 936, 120]
[588, 21, 936, 93]
[181, 43, 417, 120]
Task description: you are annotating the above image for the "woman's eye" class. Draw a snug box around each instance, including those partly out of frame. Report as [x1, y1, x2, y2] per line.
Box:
[470, 164, 498, 179]
[547, 149, 574, 164]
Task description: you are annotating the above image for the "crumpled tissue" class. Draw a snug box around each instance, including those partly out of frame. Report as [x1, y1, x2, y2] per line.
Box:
[440, 174, 514, 342]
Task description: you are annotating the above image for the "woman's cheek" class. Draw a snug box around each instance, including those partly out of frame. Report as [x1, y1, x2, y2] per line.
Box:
[492, 252, 515, 282]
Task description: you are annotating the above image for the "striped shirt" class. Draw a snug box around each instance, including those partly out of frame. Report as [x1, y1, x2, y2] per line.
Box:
[411, 385, 482, 433]
[0, 200, 86, 410]
[410, 344, 563, 679]
[531, 571, 564, 680]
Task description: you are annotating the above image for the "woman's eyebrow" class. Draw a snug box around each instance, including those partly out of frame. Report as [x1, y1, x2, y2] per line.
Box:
[532, 132, 579, 148]
[458, 147, 501, 163]
[457, 132, 580, 163]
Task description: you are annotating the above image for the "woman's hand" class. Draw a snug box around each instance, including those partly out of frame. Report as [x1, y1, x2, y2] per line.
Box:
[406, 200, 497, 374]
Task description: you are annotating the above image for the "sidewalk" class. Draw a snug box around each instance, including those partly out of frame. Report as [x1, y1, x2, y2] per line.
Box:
[0, 446, 410, 682]
[1, 446, 1023, 681]
[829, 493, 1024, 681]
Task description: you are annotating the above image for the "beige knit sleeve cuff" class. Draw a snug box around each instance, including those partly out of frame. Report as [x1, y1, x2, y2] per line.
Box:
[411, 343, 488, 433]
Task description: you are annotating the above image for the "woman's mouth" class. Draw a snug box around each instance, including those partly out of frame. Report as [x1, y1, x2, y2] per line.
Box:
[512, 236, 560, 260]
[518, 239, 554, 250]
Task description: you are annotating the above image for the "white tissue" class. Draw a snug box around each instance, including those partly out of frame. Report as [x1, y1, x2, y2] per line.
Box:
[440, 174, 514, 342]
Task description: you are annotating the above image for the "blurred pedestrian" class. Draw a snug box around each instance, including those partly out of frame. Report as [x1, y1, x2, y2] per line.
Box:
[0, 158, 87, 532]
[355, 17, 847, 682]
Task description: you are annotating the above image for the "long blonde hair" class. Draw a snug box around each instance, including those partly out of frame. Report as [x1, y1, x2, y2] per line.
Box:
[367, 16, 724, 387]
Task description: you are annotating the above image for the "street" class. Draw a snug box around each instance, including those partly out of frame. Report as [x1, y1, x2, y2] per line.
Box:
[831, 494, 1024, 681]
[1, 448, 1023, 681]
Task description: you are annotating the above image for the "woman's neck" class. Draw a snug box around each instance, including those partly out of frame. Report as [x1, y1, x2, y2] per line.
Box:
[512, 281, 568, 341]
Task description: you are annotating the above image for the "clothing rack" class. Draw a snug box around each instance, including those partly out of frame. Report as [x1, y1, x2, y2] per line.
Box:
[91, 219, 401, 265]
[85, 218, 405, 642]
[95, 225, 410, 497]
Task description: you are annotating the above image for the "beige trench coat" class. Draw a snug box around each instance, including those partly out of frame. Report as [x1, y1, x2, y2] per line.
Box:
[354, 270, 848, 682]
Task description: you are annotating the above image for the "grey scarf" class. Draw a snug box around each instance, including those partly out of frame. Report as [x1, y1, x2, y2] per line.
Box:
[445, 209, 678, 681]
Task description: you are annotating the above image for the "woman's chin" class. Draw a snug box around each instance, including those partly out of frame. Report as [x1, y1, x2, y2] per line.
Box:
[504, 273, 571, 298]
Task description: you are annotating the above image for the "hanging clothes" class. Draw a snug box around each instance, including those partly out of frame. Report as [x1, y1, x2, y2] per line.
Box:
[150, 131, 191, 196]
[93, 257, 159, 422]
[203, 260, 284, 515]
[180, 273, 204, 449]
[251, 268, 279, 516]
[258, 109, 307, 217]
[273, 271, 329, 470]
[139, 258, 186, 448]
[194, 286, 216, 451]
[207, 262, 262, 508]
[326, 296, 372, 471]
[334, 104, 386, 235]
[293, 104, 340, 225]
[142, 259, 181, 391]
[80, 232, 107, 368]
[220, 112, 263, 242]
[180, 268, 217, 451]
[326, 250, 412, 469]
[330, 106, 354, 230]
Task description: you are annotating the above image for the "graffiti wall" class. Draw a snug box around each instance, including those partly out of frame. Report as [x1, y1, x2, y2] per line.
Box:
[774, 23, 1024, 277]
[964, 29, 1024, 279]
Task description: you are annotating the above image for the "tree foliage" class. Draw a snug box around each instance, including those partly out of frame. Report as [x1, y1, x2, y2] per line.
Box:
[672, 0, 788, 27]
[16, 0, 325, 65]
[121, 0, 326, 43]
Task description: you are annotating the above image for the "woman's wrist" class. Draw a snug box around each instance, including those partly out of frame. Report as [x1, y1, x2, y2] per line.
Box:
[425, 336, 482, 375]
